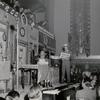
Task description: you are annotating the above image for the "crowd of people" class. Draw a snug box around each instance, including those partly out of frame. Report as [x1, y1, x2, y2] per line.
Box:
[0, 66, 97, 100]
[0, 84, 42, 100]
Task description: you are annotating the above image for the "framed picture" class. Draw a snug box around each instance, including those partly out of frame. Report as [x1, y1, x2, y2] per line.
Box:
[20, 27, 25, 37]
[21, 13, 27, 25]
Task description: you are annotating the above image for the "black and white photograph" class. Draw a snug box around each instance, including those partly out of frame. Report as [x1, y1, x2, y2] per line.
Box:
[0, 0, 100, 100]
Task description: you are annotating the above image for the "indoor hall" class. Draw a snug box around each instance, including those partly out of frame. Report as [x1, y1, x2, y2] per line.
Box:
[0, 0, 100, 100]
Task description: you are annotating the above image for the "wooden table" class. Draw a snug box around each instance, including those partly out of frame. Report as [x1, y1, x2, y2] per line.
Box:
[43, 89, 60, 100]
[19, 64, 38, 89]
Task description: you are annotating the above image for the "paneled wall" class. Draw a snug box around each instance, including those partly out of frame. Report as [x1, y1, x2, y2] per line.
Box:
[70, 0, 91, 56]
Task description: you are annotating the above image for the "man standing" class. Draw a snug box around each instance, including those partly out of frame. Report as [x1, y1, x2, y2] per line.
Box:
[60, 44, 70, 83]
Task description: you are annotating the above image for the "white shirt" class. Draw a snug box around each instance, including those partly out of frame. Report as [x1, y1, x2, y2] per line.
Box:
[38, 58, 48, 65]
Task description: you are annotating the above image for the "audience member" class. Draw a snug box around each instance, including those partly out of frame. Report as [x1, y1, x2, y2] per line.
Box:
[5, 90, 20, 100]
[90, 73, 97, 88]
[76, 76, 97, 100]
[24, 84, 42, 100]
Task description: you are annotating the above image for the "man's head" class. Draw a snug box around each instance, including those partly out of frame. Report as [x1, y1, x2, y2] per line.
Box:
[6, 90, 20, 100]
[28, 85, 42, 100]
[82, 76, 93, 89]
[62, 44, 69, 53]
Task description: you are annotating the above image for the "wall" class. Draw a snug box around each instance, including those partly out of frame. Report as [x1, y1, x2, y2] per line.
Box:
[46, 0, 55, 33]
[54, 0, 70, 54]
[20, 0, 70, 55]
[44, 0, 70, 54]
[91, 0, 100, 55]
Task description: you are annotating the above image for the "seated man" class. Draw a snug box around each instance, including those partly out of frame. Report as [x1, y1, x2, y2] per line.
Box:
[5, 90, 20, 100]
[76, 77, 97, 100]
[24, 84, 42, 100]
